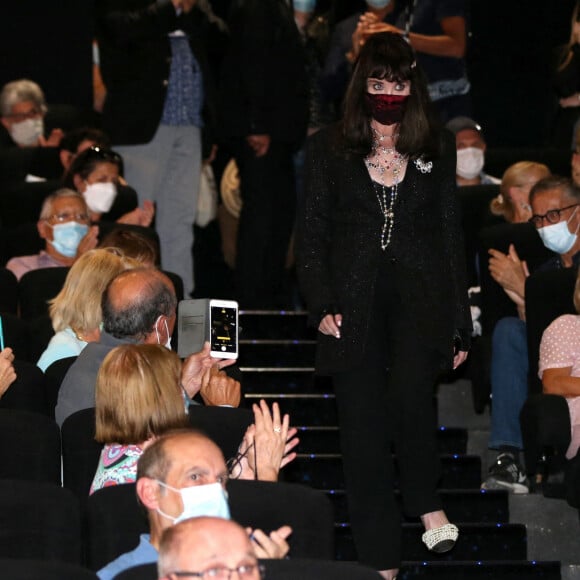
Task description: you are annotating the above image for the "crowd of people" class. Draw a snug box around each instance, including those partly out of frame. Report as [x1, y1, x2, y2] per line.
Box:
[1, 1, 580, 579]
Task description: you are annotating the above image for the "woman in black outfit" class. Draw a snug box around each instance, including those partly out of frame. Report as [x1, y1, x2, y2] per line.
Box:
[296, 32, 471, 579]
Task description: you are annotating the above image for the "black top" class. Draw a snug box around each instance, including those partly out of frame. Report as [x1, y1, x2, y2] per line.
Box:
[296, 123, 472, 374]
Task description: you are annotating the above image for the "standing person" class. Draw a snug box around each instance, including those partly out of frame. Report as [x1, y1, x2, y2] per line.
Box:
[296, 32, 471, 578]
[353, 0, 471, 123]
[95, 0, 217, 297]
[219, 0, 309, 308]
[552, 1, 580, 148]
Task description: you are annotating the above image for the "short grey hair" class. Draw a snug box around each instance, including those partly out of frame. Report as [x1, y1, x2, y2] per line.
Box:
[0, 79, 47, 118]
[39, 188, 87, 221]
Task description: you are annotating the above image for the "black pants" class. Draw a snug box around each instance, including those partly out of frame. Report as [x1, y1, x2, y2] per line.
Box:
[332, 260, 443, 570]
[230, 139, 296, 308]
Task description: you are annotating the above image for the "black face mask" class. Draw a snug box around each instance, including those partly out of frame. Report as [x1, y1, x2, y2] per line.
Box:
[365, 93, 409, 126]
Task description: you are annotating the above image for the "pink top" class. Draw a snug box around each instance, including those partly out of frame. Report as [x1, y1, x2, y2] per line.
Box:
[539, 314, 580, 459]
[6, 251, 67, 281]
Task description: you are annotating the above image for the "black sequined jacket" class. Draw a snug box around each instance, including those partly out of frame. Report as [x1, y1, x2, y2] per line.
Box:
[296, 123, 472, 374]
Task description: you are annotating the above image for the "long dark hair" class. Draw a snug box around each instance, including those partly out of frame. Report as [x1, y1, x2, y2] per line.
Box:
[342, 32, 439, 159]
[63, 146, 122, 190]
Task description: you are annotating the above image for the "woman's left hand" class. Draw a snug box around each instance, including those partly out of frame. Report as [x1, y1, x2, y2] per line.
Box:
[453, 350, 468, 369]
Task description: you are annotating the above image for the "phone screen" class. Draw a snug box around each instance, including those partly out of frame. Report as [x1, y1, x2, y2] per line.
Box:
[210, 306, 237, 355]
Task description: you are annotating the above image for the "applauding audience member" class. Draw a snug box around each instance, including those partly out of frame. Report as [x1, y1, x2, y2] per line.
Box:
[6, 189, 99, 280]
[97, 429, 293, 579]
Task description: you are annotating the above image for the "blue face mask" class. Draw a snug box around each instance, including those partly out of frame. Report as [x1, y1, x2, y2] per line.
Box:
[293, 0, 316, 11]
[537, 207, 579, 255]
[156, 481, 231, 524]
[367, 0, 392, 9]
[48, 221, 89, 258]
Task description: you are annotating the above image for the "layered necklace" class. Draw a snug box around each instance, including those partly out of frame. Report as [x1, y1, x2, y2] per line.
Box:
[364, 128, 408, 250]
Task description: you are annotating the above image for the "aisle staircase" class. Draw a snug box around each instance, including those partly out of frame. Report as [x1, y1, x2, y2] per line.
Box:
[238, 310, 562, 580]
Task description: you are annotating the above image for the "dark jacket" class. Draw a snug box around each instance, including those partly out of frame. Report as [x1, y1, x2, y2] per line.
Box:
[296, 124, 472, 374]
[218, 0, 309, 146]
[96, 0, 218, 153]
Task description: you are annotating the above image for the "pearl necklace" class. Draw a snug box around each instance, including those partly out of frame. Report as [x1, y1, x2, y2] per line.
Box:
[364, 130, 407, 250]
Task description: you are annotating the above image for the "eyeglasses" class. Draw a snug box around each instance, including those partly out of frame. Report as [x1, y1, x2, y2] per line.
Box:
[169, 563, 264, 579]
[84, 145, 122, 164]
[46, 212, 90, 224]
[529, 203, 579, 228]
[226, 442, 256, 480]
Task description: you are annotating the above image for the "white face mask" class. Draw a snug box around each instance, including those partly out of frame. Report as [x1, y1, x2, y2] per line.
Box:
[537, 207, 579, 254]
[156, 481, 231, 524]
[456, 147, 485, 180]
[155, 316, 172, 350]
[83, 182, 117, 214]
[10, 117, 44, 146]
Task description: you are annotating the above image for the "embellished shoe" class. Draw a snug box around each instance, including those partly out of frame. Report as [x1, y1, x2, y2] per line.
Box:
[421, 523, 459, 553]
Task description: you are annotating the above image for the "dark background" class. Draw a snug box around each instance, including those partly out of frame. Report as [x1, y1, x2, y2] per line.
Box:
[0, 0, 576, 147]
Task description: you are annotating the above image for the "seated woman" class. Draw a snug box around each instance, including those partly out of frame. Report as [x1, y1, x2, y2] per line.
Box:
[63, 145, 154, 227]
[98, 228, 159, 267]
[490, 161, 551, 224]
[91, 344, 298, 494]
[36, 248, 138, 372]
[539, 268, 580, 460]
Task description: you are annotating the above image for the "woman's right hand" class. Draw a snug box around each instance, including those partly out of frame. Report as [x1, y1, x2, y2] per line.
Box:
[319, 314, 342, 339]
[0, 348, 16, 399]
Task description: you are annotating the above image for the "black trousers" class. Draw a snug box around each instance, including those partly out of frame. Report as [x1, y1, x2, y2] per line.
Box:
[230, 139, 296, 308]
[332, 260, 443, 570]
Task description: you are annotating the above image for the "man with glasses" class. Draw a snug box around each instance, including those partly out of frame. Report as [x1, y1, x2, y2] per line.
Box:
[6, 189, 98, 280]
[482, 176, 580, 493]
[0, 79, 63, 148]
[97, 430, 290, 580]
[157, 517, 263, 580]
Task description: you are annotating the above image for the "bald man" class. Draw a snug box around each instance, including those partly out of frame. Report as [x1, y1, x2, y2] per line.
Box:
[98, 430, 289, 579]
[55, 267, 240, 426]
[158, 517, 262, 580]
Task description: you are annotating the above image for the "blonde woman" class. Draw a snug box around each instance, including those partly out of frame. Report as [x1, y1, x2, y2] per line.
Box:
[91, 344, 299, 494]
[490, 162, 551, 224]
[91, 344, 189, 494]
[36, 248, 138, 372]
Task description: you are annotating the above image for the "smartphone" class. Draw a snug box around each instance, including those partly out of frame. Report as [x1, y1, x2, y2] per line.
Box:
[177, 299, 208, 358]
[209, 299, 238, 359]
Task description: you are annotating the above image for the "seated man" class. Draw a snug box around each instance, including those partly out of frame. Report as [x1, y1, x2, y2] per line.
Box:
[55, 267, 240, 426]
[0, 78, 62, 148]
[445, 116, 500, 187]
[5, 189, 98, 280]
[98, 429, 291, 579]
[0, 79, 67, 183]
[157, 517, 263, 580]
[482, 175, 580, 493]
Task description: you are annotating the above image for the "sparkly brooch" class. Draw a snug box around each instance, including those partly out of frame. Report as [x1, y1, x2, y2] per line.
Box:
[414, 157, 433, 174]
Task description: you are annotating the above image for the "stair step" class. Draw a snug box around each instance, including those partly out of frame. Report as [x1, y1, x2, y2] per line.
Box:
[238, 342, 315, 367]
[239, 310, 313, 340]
[334, 523, 527, 562]
[282, 455, 482, 490]
[398, 561, 561, 579]
[242, 371, 330, 393]
[243, 394, 338, 426]
[325, 489, 509, 524]
[292, 426, 468, 455]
